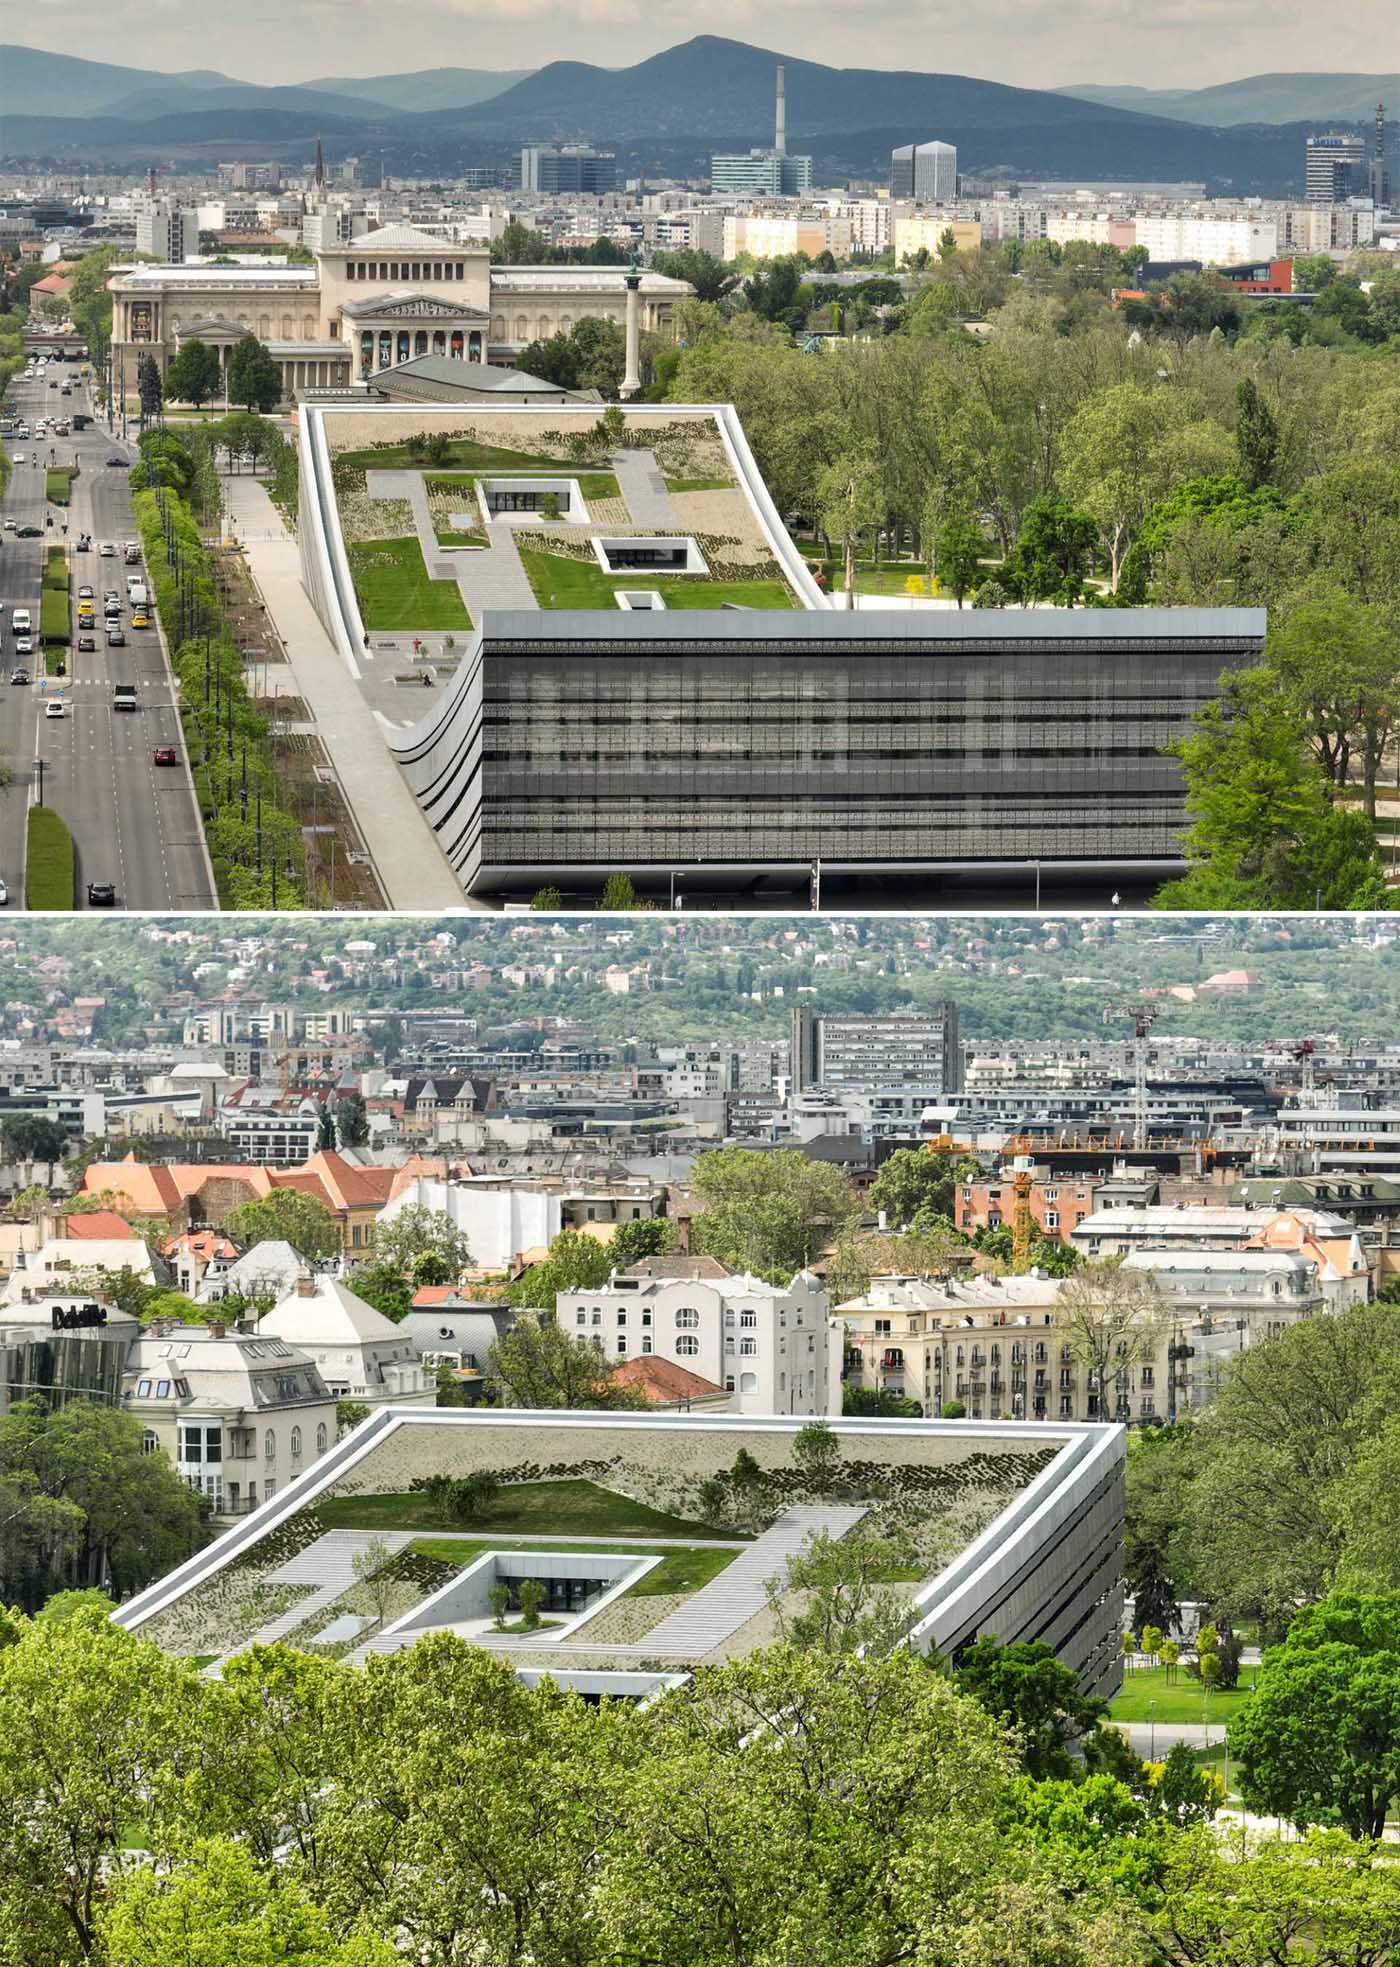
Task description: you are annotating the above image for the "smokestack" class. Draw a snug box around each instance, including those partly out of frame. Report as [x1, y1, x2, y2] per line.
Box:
[775, 63, 787, 157]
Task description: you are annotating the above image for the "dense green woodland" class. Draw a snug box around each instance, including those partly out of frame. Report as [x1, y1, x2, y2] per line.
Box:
[3, 1604, 1399, 1967]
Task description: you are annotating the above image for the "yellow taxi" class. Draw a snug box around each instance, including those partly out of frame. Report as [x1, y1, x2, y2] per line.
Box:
[131, 611, 150, 629]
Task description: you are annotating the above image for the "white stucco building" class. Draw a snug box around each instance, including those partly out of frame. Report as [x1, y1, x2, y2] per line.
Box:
[376, 1175, 562, 1275]
[556, 1257, 841, 1416]
[257, 1274, 436, 1408]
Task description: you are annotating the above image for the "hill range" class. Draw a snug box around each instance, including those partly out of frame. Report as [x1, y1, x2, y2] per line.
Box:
[0, 37, 1378, 195]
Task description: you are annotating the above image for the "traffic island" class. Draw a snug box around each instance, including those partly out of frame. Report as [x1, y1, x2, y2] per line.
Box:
[25, 806, 75, 910]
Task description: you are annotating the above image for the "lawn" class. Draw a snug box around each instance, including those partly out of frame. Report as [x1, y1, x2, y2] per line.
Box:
[346, 537, 472, 633]
[45, 464, 77, 505]
[40, 584, 70, 646]
[26, 807, 75, 910]
[337, 438, 566, 472]
[1110, 1664, 1255, 1725]
[317, 1477, 739, 1541]
[664, 475, 734, 492]
[517, 545, 795, 612]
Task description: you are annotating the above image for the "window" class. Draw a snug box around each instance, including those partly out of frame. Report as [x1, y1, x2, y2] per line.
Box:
[290, 1427, 302, 1461]
[641, 1310, 652, 1328]
[616, 1311, 627, 1327]
[142, 1428, 158, 1454]
[137, 1379, 151, 1397]
[156, 1380, 170, 1399]
[616, 1335, 627, 1355]
[576, 1310, 587, 1325]
[642, 1336, 653, 1354]
[591, 1310, 602, 1326]
[724, 1308, 735, 1327]
[725, 1374, 736, 1392]
[740, 1309, 757, 1330]
[675, 1307, 699, 1329]
[676, 1335, 700, 1357]
[1045, 1211, 1060, 1229]
[316, 1423, 328, 1455]
[739, 1337, 758, 1357]
[264, 1429, 275, 1461]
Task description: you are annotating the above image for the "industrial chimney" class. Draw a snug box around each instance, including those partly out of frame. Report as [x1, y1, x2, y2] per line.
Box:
[775, 63, 787, 157]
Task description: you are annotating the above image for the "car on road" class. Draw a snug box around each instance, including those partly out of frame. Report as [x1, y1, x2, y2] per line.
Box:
[75, 534, 90, 551]
[105, 457, 129, 469]
[15, 525, 42, 539]
[153, 745, 178, 766]
[99, 541, 115, 556]
[44, 699, 64, 718]
[9, 669, 29, 685]
[1, 517, 12, 531]
[77, 584, 93, 598]
[86, 882, 116, 907]
[131, 611, 149, 628]
[106, 627, 125, 646]
[0, 878, 9, 906]
[13, 637, 32, 658]
[77, 633, 95, 652]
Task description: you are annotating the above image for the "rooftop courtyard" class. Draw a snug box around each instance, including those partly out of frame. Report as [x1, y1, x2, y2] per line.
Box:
[115, 1411, 1126, 1701]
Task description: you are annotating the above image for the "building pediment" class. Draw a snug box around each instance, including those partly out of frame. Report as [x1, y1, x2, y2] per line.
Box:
[177, 317, 248, 340]
[341, 291, 488, 322]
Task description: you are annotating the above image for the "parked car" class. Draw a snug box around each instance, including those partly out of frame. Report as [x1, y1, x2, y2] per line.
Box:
[86, 882, 116, 906]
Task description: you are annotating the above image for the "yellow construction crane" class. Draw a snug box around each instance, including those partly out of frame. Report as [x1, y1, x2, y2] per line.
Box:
[1010, 1155, 1035, 1272]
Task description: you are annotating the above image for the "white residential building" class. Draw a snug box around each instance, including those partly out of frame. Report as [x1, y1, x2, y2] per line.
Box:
[556, 1257, 840, 1415]
[123, 1322, 338, 1517]
[2, 1235, 158, 1305]
[377, 1174, 562, 1273]
[257, 1274, 436, 1407]
[1132, 214, 1279, 265]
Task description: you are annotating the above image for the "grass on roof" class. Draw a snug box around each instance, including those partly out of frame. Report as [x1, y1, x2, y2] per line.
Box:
[318, 1476, 744, 1540]
[664, 475, 734, 492]
[346, 536, 472, 632]
[517, 545, 795, 613]
[336, 438, 566, 472]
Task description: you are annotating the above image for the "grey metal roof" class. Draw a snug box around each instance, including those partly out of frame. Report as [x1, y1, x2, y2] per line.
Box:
[376, 354, 590, 395]
[477, 607, 1268, 646]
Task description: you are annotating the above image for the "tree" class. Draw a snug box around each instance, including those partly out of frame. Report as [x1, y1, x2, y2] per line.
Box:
[370, 1206, 472, 1287]
[486, 1314, 645, 1409]
[530, 885, 563, 910]
[816, 452, 886, 609]
[506, 1226, 614, 1309]
[316, 1106, 337, 1152]
[0, 1399, 206, 1612]
[1, 1113, 69, 1176]
[953, 1634, 1107, 1779]
[934, 509, 986, 605]
[651, 248, 738, 305]
[517, 1577, 545, 1631]
[688, 1146, 856, 1275]
[1235, 376, 1279, 491]
[1001, 495, 1099, 605]
[843, 1384, 922, 1418]
[335, 1092, 370, 1149]
[166, 337, 222, 409]
[225, 1189, 341, 1262]
[1155, 668, 1390, 912]
[352, 1537, 398, 1628]
[137, 352, 163, 423]
[766, 1528, 915, 1655]
[608, 1215, 676, 1265]
[226, 333, 282, 413]
[792, 1419, 841, 1497]
[1228, 1592, 1400, 1838]
[600, 872, 640, 910]
[489, 1581, 511, 1629]
[868, 1146, 974, 1229]
[100, 1835, 397, 1967]
[1150, 1741, 1221, 1825]
[1056, 1261, 1162, 1418]
[1267, 594, 1400, 820]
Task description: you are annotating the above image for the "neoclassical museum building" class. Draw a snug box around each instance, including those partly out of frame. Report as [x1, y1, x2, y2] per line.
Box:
[106, 222, 691, 398]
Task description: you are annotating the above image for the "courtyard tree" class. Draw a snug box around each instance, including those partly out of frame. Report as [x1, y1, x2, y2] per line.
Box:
[688, 1146, 856, 1276]
[868, 1145, 978, 1229]
[367, 1206, 472, 1290]
[1056, 1261, 1162, 1418]
[1236, 375, 1279, 490]
[1, 1112, 68, 1178]
[507, 1227, 613, 1309]
[486, 1313, 646, 1410]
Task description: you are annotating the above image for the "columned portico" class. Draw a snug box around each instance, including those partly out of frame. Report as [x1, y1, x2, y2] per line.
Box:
[341, 292, 491, 377]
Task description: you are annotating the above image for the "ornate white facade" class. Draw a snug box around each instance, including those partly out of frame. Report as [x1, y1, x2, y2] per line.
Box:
[106, 221, 691, 401]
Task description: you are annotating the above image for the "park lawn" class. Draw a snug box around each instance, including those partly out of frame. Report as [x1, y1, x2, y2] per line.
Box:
[337, 438, 565, 472]
[1110, 1664, 1254, 1725]
[346, 537, 472, 633]
[518, 545, 795, 612]
[25, 807, 75, 909]
[319, 1477, 735, 1541]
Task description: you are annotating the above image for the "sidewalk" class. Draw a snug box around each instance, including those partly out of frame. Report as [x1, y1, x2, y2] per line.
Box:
[219, 474, 470, 911]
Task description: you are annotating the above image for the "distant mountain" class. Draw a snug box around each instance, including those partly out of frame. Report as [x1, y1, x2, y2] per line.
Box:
[0, 44, 235, 118]
[304, 67, 533, 112]
[1058, 72, 1400, 127]
[93, 81, 405, 123]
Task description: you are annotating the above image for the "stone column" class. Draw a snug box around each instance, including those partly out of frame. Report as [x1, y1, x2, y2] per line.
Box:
[620, 270, 642, 401]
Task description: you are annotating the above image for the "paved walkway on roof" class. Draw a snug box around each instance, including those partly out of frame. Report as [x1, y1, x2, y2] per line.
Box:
[202, 1529, 417, 1673]
[220, 473, 470, 911]
[611, 451, 678, 530]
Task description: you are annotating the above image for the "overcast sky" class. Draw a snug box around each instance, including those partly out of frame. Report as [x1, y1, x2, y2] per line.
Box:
[0, 0, 1361, 92]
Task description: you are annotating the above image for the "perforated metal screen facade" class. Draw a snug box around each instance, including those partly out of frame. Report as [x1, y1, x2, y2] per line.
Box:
[471, 619, 1263, 874]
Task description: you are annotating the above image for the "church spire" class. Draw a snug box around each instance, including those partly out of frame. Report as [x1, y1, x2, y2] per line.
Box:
[314, 136, 326, 192]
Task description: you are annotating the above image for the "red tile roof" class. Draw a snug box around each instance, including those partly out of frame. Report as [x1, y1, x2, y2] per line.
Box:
[613, 1356, 727, 1404]
[62, 1210, 136, 1240]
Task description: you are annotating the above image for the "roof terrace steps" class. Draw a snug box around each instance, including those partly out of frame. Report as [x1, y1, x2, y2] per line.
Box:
[639, 1503, 869, 1657]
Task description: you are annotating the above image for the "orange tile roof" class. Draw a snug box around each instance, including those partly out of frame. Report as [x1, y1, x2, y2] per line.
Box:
[63, 1211, 136, 1240]
[613, 1355, 726, 1404]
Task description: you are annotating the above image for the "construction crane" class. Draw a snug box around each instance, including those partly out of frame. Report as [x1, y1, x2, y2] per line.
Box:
[1102, 1000, 1158, 1153]
[1009, 1155, 1035, 1272]
[1293, 1039, 1317, 1100]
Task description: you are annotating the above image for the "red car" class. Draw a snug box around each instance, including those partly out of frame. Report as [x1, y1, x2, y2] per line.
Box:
[153, 745, 178, 766]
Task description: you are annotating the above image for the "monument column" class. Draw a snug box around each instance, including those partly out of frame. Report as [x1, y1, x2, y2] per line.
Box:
[620, 254, 642, 401]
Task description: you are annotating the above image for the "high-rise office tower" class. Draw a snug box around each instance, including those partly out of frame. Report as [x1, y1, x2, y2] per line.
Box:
[891, 140, 958, 204]
[1372, 103, 1392, 205]
[1305, 132, 1368, 202]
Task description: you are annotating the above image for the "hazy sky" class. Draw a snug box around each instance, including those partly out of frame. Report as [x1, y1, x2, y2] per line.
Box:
[0, 0, 1358, 91]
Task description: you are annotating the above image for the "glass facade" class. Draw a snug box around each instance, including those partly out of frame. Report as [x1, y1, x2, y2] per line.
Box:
[472, 628, 1258, 872]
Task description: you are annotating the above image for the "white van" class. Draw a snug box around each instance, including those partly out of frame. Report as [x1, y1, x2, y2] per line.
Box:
[10, 608, 31, 635]
[126, 582, 149, 610]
